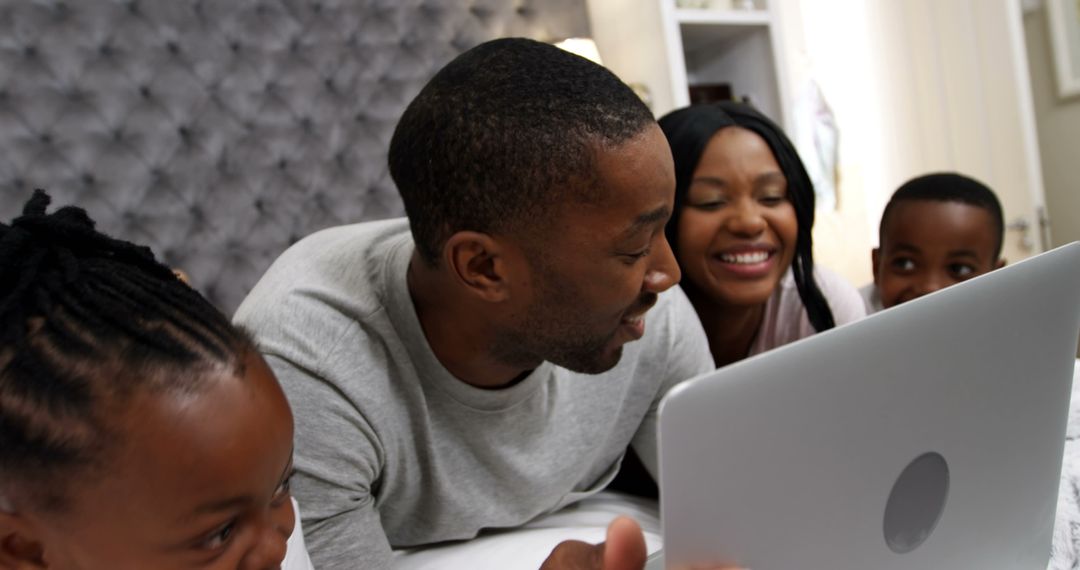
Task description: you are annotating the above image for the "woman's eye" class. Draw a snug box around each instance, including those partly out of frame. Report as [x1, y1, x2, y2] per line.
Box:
[759, 195, 786, 206]
[690, 199, 725, 210]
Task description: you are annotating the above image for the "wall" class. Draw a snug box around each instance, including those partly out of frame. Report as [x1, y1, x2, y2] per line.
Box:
[0, 0, 591, 313]
[1024, 3, 1080, 248]
[771, 0, 882, 288]
[1023, 1, 1080, 356]
[773, 0, 1046, 291]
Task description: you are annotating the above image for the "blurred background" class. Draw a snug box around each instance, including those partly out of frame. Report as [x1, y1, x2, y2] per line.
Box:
[0, 0, 1076, 313]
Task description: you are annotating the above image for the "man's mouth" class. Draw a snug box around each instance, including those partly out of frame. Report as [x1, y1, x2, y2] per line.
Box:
[618, 295, 657, 340]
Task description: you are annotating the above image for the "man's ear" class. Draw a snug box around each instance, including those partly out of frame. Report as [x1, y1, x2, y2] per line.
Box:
[0, 511, 48, 569]
[871, 248, 881, 285]
[443, 231, 512, 303]
[995, 258, 1007, 269]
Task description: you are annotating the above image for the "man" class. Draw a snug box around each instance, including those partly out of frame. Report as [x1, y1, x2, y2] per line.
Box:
[235, 38, 713, 569]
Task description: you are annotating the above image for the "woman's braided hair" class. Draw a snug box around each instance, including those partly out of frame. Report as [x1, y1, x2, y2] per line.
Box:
[0, 190, 250, 510]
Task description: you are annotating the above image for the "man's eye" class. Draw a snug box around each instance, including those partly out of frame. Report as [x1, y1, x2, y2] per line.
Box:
[621, 248, 651, 263]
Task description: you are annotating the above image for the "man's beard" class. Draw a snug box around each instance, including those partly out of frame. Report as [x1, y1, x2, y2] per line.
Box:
[491, 289, 658, 375]
[491, 315, 624, 375]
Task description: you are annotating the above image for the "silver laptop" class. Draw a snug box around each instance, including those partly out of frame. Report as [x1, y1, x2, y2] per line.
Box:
[654, 242, 1080, 569]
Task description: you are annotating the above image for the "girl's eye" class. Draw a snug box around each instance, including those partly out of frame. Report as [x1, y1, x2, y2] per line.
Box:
[273, 471, 294, 501]
[276, 472, 293, 498]
[759, 196, 786, 206]
[200, 521, 236, 550]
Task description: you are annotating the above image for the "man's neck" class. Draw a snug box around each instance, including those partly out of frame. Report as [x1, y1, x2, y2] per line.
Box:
[406, 254, 532, 389]
[687, 290, 766, 368]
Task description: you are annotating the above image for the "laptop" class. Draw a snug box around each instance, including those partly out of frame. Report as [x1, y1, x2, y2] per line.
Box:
[652, 242, 1080, 569]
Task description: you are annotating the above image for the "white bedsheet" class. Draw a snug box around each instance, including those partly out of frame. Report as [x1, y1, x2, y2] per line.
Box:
[393, 492, 662, 570]
[285, 498, 315, 570]
[1048, 359, 1080, 569]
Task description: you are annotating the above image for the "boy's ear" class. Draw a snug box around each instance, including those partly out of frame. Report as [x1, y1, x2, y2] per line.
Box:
[871, 248, 881, 284]
[0, 512, 48, 569]
[443, 231, 512, 303]
[995, 258, 1007, 269]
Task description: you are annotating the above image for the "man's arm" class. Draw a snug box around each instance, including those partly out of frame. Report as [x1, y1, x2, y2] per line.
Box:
[265, 353, 395, 569]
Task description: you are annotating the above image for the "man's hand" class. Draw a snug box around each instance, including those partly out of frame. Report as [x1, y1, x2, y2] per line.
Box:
[540, 516, 647, 570]
[539, 515, 748, 570]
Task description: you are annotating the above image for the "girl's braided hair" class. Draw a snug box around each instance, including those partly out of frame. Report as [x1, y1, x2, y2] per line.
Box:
[0, 190, 250, 510]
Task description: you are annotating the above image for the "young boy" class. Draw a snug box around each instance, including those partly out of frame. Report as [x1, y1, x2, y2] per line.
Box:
[862, 172, 1005, 312]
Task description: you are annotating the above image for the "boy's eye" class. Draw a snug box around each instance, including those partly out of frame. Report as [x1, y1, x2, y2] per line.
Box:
[890, 257, 916, 272]
[949, 263, 976, 278]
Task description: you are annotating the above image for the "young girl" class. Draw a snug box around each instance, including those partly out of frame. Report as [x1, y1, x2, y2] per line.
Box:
[0, 191, 312, 569]
[659, 102, 865, 367]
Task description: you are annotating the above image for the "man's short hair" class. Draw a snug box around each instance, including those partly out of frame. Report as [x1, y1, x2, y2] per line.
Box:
[879, 172, 1005, 259]
[388, 37, 655, 265]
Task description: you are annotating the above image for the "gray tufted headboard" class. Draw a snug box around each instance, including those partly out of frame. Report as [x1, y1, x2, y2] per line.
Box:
[0, 0, 590, 312]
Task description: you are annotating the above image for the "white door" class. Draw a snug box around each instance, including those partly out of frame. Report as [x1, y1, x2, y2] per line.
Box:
[772, 0, 1047, 275]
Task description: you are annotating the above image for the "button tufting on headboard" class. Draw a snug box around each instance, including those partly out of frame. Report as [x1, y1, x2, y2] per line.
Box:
[0, 0, 591, 312]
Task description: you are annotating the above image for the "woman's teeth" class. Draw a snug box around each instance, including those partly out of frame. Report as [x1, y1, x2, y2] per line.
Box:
[720, 251, 770, 265]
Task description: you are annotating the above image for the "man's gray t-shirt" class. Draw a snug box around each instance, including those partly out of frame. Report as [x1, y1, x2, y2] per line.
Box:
[234, 218, 713, 569]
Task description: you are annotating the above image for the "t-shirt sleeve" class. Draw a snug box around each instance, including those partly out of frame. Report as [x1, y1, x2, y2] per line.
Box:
[265, 353, 395, 569]
[629, 286, 714, 480]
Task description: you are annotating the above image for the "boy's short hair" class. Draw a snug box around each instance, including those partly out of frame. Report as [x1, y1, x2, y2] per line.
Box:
[879, 172, 1005, 259]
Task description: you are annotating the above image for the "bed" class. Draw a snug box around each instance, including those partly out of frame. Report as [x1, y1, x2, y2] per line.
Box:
[393, 360, 1080, 570]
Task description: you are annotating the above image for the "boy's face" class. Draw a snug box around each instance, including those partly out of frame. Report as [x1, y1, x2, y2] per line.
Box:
[873, 200, 1003, 308]
[6, 352, 296, 569]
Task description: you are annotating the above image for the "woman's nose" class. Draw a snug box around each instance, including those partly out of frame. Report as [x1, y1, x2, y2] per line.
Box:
[724, 200, 766, 237]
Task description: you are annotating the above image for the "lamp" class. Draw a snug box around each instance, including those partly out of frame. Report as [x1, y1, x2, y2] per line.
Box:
[554, 37, 604, 66]
[552, 37, 653, 111]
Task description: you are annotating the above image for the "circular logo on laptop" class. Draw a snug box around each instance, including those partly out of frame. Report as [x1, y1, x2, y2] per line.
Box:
[883, 451, 950, 554]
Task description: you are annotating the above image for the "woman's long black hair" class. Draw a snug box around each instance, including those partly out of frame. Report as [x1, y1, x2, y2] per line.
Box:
[658, 101, 836, 332]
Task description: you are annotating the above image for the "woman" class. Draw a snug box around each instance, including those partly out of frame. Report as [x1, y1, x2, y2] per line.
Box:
[659, 102, 865, 367]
